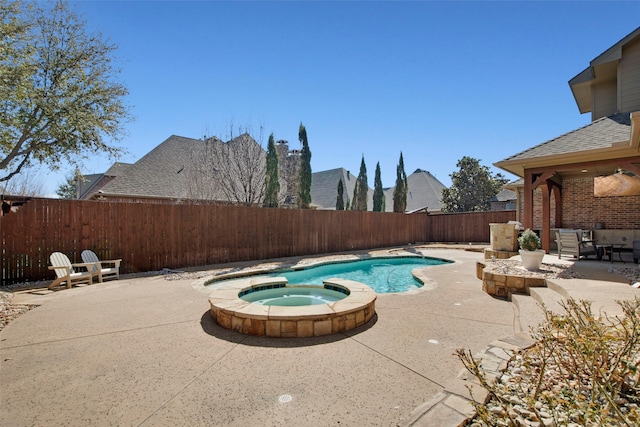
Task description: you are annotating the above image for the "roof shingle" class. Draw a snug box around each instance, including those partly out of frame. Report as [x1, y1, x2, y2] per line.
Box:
[100, 135, 202, 198]
[499, 113, 631, 163]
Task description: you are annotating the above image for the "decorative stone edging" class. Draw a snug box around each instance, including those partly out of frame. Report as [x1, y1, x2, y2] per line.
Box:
[477, 261, 546, 299]
[209, 277, 377, 337]
[483, 248, 518, 260]
[401, 335, 535, 426]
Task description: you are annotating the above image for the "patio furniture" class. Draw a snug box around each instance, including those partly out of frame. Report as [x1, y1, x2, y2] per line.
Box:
[48, 252, 98, 290]
[556, 229, 598, 260]
[81, 250, 121, 282]
[596, 243, 627, 263]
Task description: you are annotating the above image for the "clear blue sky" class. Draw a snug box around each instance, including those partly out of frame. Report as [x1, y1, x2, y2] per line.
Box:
[35, 1, 640, 195]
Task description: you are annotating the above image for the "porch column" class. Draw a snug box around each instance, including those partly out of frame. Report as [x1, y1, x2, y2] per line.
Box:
[552, 184, 562, 228]
[523, 170, 533, 229]
[541, 182, 551, 253]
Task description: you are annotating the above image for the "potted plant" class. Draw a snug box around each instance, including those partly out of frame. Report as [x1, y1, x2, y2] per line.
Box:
[518, 229, 544, 270]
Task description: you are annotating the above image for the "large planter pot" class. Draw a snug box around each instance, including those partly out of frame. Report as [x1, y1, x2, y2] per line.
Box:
[519, 249, 545, 271]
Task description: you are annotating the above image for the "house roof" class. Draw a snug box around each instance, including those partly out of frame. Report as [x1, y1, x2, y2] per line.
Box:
[78, 173, 105, 199]
[489, 189, 517, 203]
[93, 134, 447, 211]
[312, 167, 445, 212]
[406, 169, 446, 212]
[104, 162, 132, 177]
[495, 113, 634, 177]
[569, 26, 640, 114]
[310, 168, 370, 210]
[503, 178, 524, 190]
[383, 169, 446, 213]
[98, 134, 264, 201]
[78, 162, 132, 199]
[98, 135, 202, 199]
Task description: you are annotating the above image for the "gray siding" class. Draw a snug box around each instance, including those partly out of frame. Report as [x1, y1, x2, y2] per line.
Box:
[620, 38, 640, 113]
[592, 81, 617, 120]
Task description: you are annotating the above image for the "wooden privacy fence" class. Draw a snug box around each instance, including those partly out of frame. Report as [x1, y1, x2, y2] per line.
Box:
[1, 198, 515, 285]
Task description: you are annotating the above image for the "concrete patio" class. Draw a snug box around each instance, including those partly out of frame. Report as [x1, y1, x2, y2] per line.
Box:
[1, 247, 638, 426]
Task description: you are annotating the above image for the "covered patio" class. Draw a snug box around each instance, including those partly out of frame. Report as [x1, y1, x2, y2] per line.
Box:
[498, 113, 640, 254]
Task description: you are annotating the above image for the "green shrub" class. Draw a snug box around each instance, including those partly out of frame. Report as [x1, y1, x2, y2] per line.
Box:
[518, 229, 541, 251]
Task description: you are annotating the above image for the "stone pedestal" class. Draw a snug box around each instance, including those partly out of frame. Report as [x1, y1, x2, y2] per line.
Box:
[490, 223, 518, 251]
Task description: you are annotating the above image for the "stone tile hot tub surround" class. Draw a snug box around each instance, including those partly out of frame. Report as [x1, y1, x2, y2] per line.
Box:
[208, 277, 377, 337]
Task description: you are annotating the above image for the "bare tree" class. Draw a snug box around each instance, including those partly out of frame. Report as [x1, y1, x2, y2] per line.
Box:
[186, 136, 225, 202]
[1, 166, 46, 196]
[186, 132, 266, 206]
[211, 133, 266, 205]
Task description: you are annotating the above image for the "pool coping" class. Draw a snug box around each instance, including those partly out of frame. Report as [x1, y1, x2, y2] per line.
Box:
[208, 277, 377, 337]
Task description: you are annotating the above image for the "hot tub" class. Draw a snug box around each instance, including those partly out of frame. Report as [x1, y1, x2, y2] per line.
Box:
[208, 277, 376, 337]
[239, 284, 348, 306]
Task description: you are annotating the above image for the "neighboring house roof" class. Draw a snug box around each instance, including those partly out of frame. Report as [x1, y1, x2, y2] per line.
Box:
[78, 173, 104, 198]
[104, 162, 132, 176]
[311, 167, 446, 212]
[310, 168, 372, 210]
[495, 113, 634, 176]
[489, 189, 517, 203]
[384, 169, 446, 213]
[95, 134, 266, 202]
[97, 135, 202, 199]
[91, 134, 447, 211]
[78, 162, 132, 199]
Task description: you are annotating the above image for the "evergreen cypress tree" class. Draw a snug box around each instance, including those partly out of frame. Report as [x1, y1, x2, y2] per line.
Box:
[352, 156, 368, 211]
[373, 162, 384, 212]
[336, 177, 345, 210]
[263, 133, 280, 208]
[351, 180, 359, 210]
[393, 152, 408, 213]
[297, 123, 312, 208]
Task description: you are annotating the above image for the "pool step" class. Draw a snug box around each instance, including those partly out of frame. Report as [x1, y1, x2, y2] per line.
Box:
[510, 277, 640, 337]
[528, 287, 567, 315]
[510, 294, 545, 337]
[511, 282, 570, 337]
[547, 278, 639, 318]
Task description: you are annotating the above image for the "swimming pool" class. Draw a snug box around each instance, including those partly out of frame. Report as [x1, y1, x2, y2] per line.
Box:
[264, 256, 449, 293]
[206, 255, 448, 337]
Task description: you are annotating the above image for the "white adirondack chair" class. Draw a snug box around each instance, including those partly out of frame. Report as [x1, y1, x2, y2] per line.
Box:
[48, 252, 98, 290]
[81, 250, 121, 282]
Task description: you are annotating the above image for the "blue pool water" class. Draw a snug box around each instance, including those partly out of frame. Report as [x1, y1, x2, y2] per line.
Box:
[267, 256, 449, 293]
[240, 287, 347, 306]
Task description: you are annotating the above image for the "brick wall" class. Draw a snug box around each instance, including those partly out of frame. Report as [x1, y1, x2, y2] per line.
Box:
[527, 175, 640, 230]
[562, 176, 640, 229]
